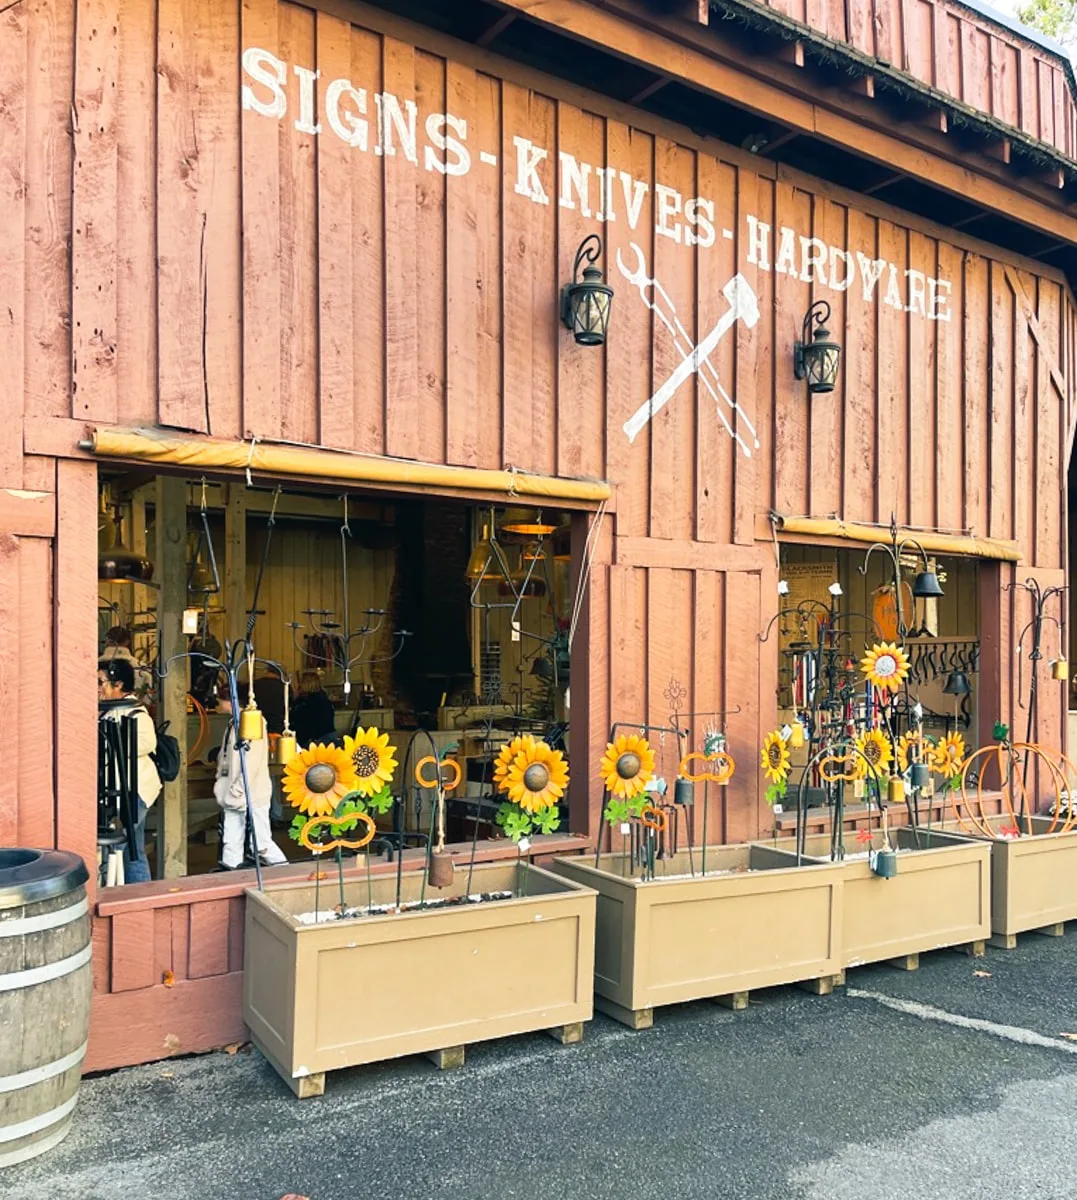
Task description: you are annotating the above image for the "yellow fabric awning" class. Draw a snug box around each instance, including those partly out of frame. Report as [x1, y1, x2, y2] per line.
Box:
[772, 514, 1022, 563]
[87, 428, 612, 505]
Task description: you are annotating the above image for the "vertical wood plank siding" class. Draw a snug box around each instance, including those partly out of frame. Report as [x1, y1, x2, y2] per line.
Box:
[763, 0, 1077, 159]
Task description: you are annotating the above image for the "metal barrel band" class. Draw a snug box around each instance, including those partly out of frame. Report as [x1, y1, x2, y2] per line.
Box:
[0, 1122, 74, 1169]
[0, 943, 92, 993]
[0, 897, 89, 939]
[0, 1042, 87, 1094]
[0, 1091, 79, 1145]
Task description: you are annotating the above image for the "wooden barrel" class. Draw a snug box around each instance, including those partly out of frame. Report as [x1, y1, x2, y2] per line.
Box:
[0, 849, 91, 1166]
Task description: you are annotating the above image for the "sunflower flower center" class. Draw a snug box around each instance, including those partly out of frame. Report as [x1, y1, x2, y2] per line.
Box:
[523, 763, 551, 793]
[864, 741, 882, 766]
[305, 763, 338, 794]
[353, 746, 380, 778]
[616, 752, 641, 780]
[767, 744, 783, 768]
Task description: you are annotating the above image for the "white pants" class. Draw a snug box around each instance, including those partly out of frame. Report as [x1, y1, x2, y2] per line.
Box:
[220, 805, 287, 868]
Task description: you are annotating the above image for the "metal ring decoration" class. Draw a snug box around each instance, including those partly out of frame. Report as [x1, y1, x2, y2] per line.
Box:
[415, 755, 463, 792]
[818, 752, 861, 783]
[639, 803, 668, 833]
[678, 751, 735, 784]
[299, 810, 376, 854]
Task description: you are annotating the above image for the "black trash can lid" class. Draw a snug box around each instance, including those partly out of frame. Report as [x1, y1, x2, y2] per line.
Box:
[0, 849, 89, 909]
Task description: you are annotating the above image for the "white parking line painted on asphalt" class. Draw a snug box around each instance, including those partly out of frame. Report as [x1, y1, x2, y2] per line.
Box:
[848, 987, 1077, 1055]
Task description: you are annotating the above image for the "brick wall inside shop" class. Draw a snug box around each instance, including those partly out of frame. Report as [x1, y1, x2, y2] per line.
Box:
[393, 504, 473, 719]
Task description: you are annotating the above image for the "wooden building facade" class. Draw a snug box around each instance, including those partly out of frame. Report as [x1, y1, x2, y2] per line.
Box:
[3, 0, 1077, 1070]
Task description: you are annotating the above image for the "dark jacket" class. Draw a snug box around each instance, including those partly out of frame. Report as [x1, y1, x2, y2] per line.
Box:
[291, 690, 337, 748]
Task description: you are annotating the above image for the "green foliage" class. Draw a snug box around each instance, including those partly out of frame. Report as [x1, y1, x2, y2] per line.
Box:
[602, 792, 649, 826]
[1015, 0, 1077, 43]
[533, 805, 561, 835]
[495, 801, 561, 842]
[364, 785, 394, 815]
[765, 777, 788, 807]
[288, 790, 393, 847]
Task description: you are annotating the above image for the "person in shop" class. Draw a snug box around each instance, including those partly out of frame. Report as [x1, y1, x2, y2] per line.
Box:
[290, 670, 337, 748]
[101, 626, 153, 697]
[213, 685, 288, 870]
[98, 657, 160, 883]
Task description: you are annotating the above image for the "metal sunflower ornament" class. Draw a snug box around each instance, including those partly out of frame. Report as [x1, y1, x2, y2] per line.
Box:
[760, 730, 791, 784]
[493, 734, 537, 792]
[860, 642, 911, 692]
[932, 731, 966, 779]
[855, 729, 893, 778]
[896, 730, 935, 774]
[342, 727, 398, 800]
[504, 741, 570, 813]
[600, 734, 656, 801]
[282, 743, 358, 817]
[494, 735, 568, 842]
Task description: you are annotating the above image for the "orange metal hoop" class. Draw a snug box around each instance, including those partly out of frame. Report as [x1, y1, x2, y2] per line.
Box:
[678, 751, 735, 784]
[415, 755, 463, 791]
[639, 803, 668, 833]
[299, 810, 376, 854]
[818, 753, 860, 783]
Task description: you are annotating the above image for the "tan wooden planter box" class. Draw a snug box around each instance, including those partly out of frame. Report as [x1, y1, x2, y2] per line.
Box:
[243, 861, 596, 1096]
[552, 844, 842, 1028]
[770, 827, 991, 968]
[915, 816, 1077, 941]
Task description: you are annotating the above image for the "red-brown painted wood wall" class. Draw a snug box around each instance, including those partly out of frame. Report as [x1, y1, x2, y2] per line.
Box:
[2, 0, 1075, 1069]
[761, 0, 1077, 159]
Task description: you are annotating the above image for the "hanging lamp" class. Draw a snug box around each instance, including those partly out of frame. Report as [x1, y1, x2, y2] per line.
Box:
[500, 507, 557, 537]
[98, 503, 154, 583]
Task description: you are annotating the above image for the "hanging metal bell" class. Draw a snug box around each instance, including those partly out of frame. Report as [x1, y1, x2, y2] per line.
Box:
[943, 670, 971, 696]
[909, 762, 931, 790]
[674, 778, 694, 806]
[912, 570, 944, 599]
[239, 703, 264, 741]
[1052, 658, 1070, 681]
[870, 847, 898, 878]
[428, 851, 455, 888]
[887, 776, 905, 805]
[276, 731, 298, 765]
[789, 721, 806, 749]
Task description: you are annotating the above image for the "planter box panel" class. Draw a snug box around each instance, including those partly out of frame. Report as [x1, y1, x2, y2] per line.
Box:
[642, 879, 838, 1003]
[310, 906, 587, 1063]
[921, 817, 1077, 935]
[243, 906, 296, 1066]
[594, 890, 633, 994]
[782, 830, 990, 965]
[243, 862, 595, 1085]
[553, 846, 841, 1012]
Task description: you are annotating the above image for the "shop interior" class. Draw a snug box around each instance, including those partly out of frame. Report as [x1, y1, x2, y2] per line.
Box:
[773, 543, 980, 787]
[96, 470, 576, 881]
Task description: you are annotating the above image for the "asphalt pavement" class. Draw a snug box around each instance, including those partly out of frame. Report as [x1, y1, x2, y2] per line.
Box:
[8, 931, 1077, 1200]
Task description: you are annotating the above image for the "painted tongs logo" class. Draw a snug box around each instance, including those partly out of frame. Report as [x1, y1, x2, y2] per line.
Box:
[679, 751, 735, 784]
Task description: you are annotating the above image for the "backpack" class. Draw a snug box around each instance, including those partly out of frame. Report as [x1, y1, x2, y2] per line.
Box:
[151, 720, 182, 783]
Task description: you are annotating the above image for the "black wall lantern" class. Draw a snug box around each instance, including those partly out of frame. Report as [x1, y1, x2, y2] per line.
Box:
[794, 300, 841, 394]
[560, 234, 613, 346]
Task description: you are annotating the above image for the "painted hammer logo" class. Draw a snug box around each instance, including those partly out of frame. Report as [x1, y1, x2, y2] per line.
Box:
[616, 242, 761, 457]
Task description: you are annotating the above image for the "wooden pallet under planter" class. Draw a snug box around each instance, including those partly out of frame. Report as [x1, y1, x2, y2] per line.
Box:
[914, 817, 1077, 945]
[243, 861, 596, 1096]
[551, 844, 843, 1029]
[768, 828, 991, 968]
